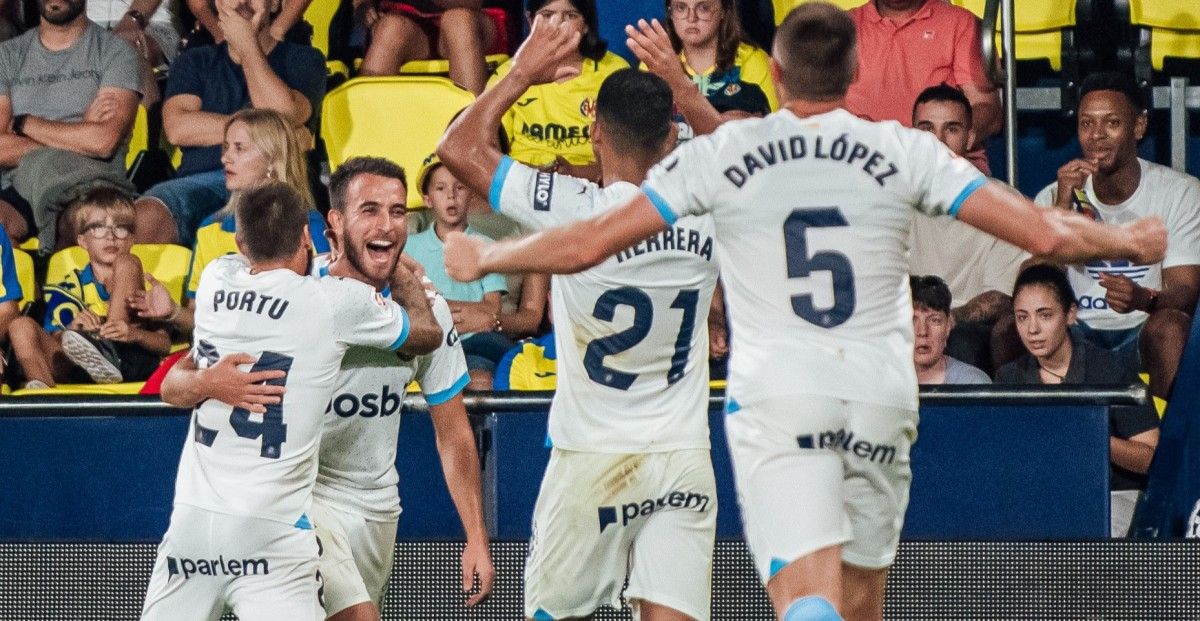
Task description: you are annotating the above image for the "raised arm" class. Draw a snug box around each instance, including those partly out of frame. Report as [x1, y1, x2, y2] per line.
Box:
[21, 87, 140, 159]
[220, 0, 313, 127]
[427, 393, 494, 605]
[626, 19, 724, 137]
[438, 14, 582, 198]
[160, 352, 286, 411]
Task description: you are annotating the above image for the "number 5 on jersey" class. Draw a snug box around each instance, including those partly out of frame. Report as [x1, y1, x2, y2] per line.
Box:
[784, 207, 857, 328]
[193, 348, 294, 459]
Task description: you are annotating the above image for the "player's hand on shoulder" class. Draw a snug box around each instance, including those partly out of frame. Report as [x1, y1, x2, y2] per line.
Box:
[461, 538, 494, 607]
[1121, 216, 1168, 268]
[511, 13, 583, 87]
[443, 232, 487, 283]
[198, 352, 286, 413]
[1054, 158, 1099, 208]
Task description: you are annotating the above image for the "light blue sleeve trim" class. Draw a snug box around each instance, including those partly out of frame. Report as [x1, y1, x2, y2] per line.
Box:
[948, 176, 988, 218]
[489, 156, 515, 213]
[425, 372, 469, 406]
[389, 307, 411, 350]
[640, 183, 679, 226]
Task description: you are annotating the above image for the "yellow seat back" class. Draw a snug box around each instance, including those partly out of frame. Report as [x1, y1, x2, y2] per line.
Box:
[304, 0, 342, 59]
[773, 0, 866, 24]
[45, 244, 192, 305]
[126, 105, 149, 172]
[399, 53, 511, 76]
[12, 247, 35, 311]
[1129, 0, 1200, 71]
[952, 0, 1075, 70]
[321, 76, 474, 207]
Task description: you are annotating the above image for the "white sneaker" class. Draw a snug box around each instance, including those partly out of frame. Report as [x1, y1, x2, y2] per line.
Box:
[23, 379, 49, 390]
[61, 330, 123, 384]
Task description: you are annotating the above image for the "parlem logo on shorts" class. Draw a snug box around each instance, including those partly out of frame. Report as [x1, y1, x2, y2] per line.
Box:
[167, 555, 269, 579]
[597, 490, 711, 532]
[797, 429, 898, 464]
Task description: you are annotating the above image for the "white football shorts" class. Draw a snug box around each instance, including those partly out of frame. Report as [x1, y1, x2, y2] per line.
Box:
[140, 504, 324, 621]
[524, 448, 716, 621]
[309, 498, 398, 617]
[725, 394, 917, 581]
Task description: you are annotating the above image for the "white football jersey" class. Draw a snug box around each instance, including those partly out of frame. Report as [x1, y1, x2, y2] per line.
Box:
[643, 108, 987, 412]
[176, 255, 412, 526]
[491, 157, 719, 452]
[310, 255, 470, 520]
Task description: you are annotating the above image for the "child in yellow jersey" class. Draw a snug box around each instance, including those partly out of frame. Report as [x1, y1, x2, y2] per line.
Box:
[8, 188, 170, 387]
[488, 0, 628, 180]
[661, 0, 777, 115]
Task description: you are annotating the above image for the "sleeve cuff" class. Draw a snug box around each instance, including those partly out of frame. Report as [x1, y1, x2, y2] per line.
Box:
[948, 176, 988, 218]
[640, 183, 679, 226]
[489, 156, 515, 213]
[425, 372, 470, 406]
[388, 307, 412, 350]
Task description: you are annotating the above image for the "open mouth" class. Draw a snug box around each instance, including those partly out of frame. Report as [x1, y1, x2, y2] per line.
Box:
[364, 239, 395, 264]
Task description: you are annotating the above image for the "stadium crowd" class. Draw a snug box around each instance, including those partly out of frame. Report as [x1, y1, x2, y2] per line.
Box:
[0, 0, 1191, 606]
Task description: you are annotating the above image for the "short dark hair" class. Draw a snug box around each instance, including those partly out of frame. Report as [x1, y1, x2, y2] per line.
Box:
[328, 157, 407, 212]
[1012, 263, 1076, 312]
[596, 69, 674, 156]
[235, 182, 308, 263]
[772, 2, 856, 101]
[526, 0, 608, 61]
[912, 83, 973, 126]
[1079, 71, 1145, 113]
[911, 275, 952, 315]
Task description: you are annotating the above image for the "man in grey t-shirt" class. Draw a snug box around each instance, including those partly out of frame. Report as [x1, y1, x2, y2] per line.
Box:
[912, 275, 993, 385]
[0, 0, 174, 247]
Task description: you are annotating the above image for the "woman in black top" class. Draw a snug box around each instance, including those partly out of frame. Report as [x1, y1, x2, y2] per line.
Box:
[996, 264, 1159, 537]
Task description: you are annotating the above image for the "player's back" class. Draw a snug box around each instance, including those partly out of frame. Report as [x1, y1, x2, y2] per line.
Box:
[177, 255, 409, 525]
[492, 158, 720, 452]
[643, 108, 986, 411]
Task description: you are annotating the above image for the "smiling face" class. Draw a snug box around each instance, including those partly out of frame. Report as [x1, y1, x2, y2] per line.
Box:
[423, 165, 469, 229]
[222, 121, 272, 192]
[912, 304, 951, 368]
[1014, 284, 1076, 363]
[1077, 90, 1146, 175]
[329, 172, 408, 289]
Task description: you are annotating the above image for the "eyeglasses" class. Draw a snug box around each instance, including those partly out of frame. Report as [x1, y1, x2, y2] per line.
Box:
[82, 223, 134, 239]
[534, 8, 582, 22]
[669, 1, 719, 20]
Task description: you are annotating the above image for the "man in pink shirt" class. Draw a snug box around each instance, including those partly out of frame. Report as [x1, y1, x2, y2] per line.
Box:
[846, 0, 1001, 173]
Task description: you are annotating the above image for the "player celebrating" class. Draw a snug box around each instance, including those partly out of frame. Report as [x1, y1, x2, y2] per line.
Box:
[438, 17, 719, 621]
[142, 182, 442, 621]
[443, 5, 1167, 621]
[157, 157, 495, 620]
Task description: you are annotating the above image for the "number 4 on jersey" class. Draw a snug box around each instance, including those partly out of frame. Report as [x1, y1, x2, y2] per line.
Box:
[192, 346, 293, 459]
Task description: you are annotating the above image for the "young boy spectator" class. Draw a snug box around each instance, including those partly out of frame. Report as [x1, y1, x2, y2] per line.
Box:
[8, 188, 169, 387]
[357, 0, 502, 95]
[1034, 72, 1200, 401]
[912, 275, 990, 384]
[407, 155, 508, 389]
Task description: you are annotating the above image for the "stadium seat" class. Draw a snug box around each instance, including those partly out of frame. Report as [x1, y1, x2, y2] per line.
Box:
[952, 0, 1076, 71]
[126, 105, 148, 172]
[10, 382, 145, 396]
[773, 0, 867, 25]
[45, 244, 192, 306]
[12, 247, 34, 311]
[399, 53, 510, 77]
[1127, 0, 1200, 74]
[321, 76, 474, 207]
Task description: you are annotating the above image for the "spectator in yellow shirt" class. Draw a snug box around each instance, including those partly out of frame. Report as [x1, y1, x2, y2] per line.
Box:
[662, 0, 777, 115]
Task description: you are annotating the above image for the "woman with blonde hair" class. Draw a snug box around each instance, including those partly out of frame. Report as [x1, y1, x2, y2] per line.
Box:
[130, 108, 328, 333]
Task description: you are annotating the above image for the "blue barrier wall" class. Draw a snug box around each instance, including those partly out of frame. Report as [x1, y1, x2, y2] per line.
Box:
[0, 392, 1121, 542]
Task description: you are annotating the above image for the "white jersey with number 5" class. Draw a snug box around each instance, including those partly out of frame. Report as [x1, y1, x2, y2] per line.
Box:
[642, 108, 987, 412]
[177, 255, 412, 526]
[490, 156, 719, 453]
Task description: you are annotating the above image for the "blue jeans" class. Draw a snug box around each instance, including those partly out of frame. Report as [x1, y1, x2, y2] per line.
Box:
[1071, 321, 1144, 373]
[462, 330, 515, 374]
[142, 170, 229, 247]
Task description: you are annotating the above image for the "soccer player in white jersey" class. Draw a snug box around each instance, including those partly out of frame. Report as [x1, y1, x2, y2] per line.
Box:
[438, 19, 720, 621]
[157, 157, 495, 621]
[443, 5, 1168, 620]
[141, 182, 443, 621]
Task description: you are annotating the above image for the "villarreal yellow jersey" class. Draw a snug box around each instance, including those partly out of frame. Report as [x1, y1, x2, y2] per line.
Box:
[43, 263, 114, 332]
[489, 51, 629, 167]
[681, 42, 778, 112]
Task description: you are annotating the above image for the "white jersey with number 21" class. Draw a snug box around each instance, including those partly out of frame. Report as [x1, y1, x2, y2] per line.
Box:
[642, 108, 987, 412]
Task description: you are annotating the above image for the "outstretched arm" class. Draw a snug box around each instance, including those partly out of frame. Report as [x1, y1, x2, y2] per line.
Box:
[956, 181, 1167, 266]
[626, 19, 723, 137]
[438, 14, 582, 198]
[428, 394, 494, 606]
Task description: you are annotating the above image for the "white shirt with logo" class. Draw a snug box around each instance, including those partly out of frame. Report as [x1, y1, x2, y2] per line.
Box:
[1035, 158, 1200, 330]
[178, 255, 411, 526]
[491, 156, 719, 453]
[310, 255, 469, 521]
[643, 108, 987, 412]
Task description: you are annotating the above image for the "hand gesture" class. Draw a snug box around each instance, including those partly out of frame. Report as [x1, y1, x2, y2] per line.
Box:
[1098, 273, 1148, 314]
[1054, 158, 1099, 209]
[99, 319, 133, 342]
[200, 352, 286, 413]
[443, 232, 487, 283]
[510, 14, 582, 86]
[68, 309, 104, 332]
[1122, 216, 1168, 267]
[461, 539, 494, 607]
[217, 0, 263, 56]
[399, 253, 438, 300]
[129, 273, 178, 321]
[626, 19, 691, 90]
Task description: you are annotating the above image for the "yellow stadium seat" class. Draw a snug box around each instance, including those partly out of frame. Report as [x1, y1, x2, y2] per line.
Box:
[45, 244, 192, 305]
[399, 53, 511, 76]
[304, 0, 343, 59]
[12, 247, 35, 311]
[126, 105, 149, 172]
[952, 0, 1075, 71]
[773, 0, 866, 23]
[1129, 0, 1200, 72]
[321, 76, 474, 207]
[10, 382, 145, 396]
